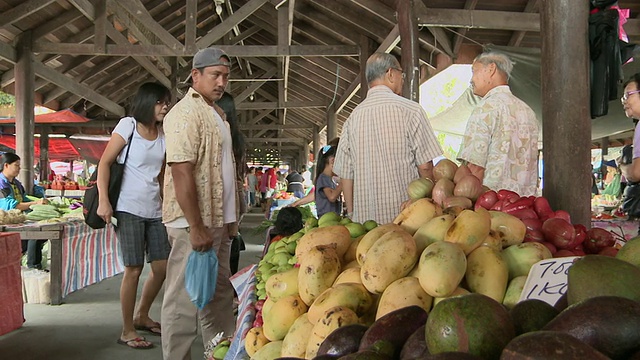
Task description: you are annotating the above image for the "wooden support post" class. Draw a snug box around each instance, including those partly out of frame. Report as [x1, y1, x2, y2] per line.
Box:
[397, 0, 420, 101]
[39, 126, 49, 182]
[185, 0, 197, 54]
[326, 104, 337, 143]
[15, 31, 35, 194]
[313, 125, 320, 179]
[94, 0, 107, 54]
[169, 58, 179, 105]
[302, 141, 310, 171]
[541, 0, 590, 227]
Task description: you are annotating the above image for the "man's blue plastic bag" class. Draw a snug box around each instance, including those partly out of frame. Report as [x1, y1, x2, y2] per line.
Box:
[185, 248, 219, 310]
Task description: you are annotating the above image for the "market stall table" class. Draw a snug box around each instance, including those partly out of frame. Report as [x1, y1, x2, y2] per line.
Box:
[0, 232, 23, 335]
[2, 220, 123, 305]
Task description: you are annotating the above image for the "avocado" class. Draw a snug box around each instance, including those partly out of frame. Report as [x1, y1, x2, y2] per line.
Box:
[616, 236, 640, 268]
[358, 306, 428, 358]
[509, 299, 559, 335]
[423, 352, 483, 359]
[316, 324, 368, 358]
[426, 293, 515, 360]
[543, 296, 640, 359]
[567, 255, 640, 305]
[501, 331, 609, 359]
[337, 350, 391, 360]
[399, 324, 429, 360]
[553, 292, 568, 312]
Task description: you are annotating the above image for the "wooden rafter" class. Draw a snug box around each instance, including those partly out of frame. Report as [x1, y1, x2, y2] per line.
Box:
[0, 0, 57, 29]
[508, 0, 540, 47]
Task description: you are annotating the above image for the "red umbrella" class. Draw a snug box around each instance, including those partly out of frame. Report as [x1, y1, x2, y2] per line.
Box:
[0, 135, 107, 163]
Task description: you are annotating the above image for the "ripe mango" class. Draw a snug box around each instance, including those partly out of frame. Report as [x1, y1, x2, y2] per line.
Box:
[251, 340, 283, 360]
[502, 242, 552, 280]
[263, 294, 308, 341]
[616, 236, 640, 268]
[295, 225, 351, 260]
[343, 235, 363, 264]
[356, 224, 403, 266]
[333, 267, 363, 286]
[433, 286, 470, 308]
[244, 326, 269, 357]
[413, 214, 455, 255]
[305, 306, 359, 359]
[307, 283, 373, 324]
[361, 229, 418, 294]
[298, 245, 341, 305]
[502, 275, 528, 309]
[489, 211, 526, 248]
[465, 246, 509, 303]
[444, 208, 491, 255]
[265, 267, 299, 302]
[417, 241, 467, 297]
[281, 313, 314, 358]
[376, 276, 433, 320]
[393, 198, 442, 235]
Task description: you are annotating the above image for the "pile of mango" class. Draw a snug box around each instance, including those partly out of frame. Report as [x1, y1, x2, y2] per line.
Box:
[243, 170, 640, 359]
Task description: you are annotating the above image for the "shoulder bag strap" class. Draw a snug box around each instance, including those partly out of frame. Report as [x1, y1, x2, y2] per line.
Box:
[121, 120, 135, 164]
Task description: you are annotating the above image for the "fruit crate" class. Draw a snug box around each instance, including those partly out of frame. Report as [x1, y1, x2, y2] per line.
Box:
[45, 189, 63, 197]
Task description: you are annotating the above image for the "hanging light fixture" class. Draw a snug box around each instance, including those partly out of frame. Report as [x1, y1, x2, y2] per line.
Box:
[215, 0, 224, 15]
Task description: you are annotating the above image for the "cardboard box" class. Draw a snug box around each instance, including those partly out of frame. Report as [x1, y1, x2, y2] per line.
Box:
[0, 233, 24, 336]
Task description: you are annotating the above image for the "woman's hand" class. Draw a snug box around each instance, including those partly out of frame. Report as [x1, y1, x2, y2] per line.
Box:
[97, 200, 113, 224]
[36, 198, 48, 205]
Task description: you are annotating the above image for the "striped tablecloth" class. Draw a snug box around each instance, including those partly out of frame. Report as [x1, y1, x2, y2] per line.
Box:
[61, 221, 124, 298]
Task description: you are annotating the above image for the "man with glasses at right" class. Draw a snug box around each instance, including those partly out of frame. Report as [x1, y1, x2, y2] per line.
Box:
[457, 51, 540, 196]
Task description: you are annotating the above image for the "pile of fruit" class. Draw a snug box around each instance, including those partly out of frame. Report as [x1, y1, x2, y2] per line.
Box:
[0, 209, 26, 225]
[242, 160, 636, 360]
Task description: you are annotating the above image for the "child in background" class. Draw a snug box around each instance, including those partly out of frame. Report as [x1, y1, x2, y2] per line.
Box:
[314, 145, 343, 218]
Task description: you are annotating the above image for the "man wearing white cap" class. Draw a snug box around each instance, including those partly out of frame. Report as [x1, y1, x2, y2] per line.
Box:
[161, 47, 237, 359]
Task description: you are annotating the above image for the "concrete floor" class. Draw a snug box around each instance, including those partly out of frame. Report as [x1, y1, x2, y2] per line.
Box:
[0, 208, 268, 360]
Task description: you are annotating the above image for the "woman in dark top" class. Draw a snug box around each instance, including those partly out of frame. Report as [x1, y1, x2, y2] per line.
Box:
[286, 170, 305, 198]
[314, 145, 343, 218]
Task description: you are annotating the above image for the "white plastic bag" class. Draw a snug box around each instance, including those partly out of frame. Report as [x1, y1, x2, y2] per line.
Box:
[185, 248, 219, 310]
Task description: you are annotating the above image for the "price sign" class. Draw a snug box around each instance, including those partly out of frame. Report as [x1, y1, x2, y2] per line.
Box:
[519, 256, 582, 306]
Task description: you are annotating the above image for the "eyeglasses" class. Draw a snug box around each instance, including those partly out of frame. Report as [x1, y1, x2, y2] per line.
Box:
[156, 99, 171, 107]
[388, 67, 406, 79]
[321, 145, 332, 155]
[621, 90, 640, 103]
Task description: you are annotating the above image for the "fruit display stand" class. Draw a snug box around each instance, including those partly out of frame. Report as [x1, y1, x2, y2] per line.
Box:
[0, 232, 24, 336]
[2, 220, 123, 305]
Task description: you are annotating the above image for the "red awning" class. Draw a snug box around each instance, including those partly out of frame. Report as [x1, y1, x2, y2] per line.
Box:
[0, 109, 90, 124]
[0, 135, 107, 163]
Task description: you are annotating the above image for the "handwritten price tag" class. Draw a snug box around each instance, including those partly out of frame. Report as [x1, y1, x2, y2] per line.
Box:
[519, 256, 582, 306]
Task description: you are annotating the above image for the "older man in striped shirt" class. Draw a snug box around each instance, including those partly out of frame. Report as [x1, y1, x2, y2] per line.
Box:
[334, 52, 442, 225]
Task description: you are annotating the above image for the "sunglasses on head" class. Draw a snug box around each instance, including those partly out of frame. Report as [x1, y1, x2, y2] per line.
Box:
[321, 145, 332, 155]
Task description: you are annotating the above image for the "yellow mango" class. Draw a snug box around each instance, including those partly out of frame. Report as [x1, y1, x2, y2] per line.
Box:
[489, 211, 526, 248]
[281, 313, 314, 358]
[481, 230, 503, 252]
[417, 241, 467, 297]
[376, 277, 433, 320]
[307, 283, 373, 324]
[298, 245, 341, 305]
[262, 297, 276, 320]
[265, 267, 299, 302]
[465, 246, 509, 303]
[343, 235, 363, 264]
[413, 214, 455, 255]
[444, 208, 491, 255]
[251, 340, 282, 360]
[356, 223, 403, 266]
[433, 287, 471, 307]
[263, 294, 309, 341]
[295, 225, 351, 260]
[333, 267, 363, 286]
[244, 326, 269, 357]
[361, 228, 418, 294]
[393, 198, 442, 235]
[305, 306, 359, 359]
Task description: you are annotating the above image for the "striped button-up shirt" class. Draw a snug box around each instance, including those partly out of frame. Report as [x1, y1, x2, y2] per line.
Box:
[334, 86, 442, 224]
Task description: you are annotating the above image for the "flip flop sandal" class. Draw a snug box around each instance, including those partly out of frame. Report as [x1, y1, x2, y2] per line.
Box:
[134, 323, 162, 336]
[117, 337, 154, 349]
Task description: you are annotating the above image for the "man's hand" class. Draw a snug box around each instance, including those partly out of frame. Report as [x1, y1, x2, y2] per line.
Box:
[189, 225, 213, 252]
[96, 201, 113, 224]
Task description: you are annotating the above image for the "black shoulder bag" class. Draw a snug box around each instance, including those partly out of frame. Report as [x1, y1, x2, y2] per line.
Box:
[83, 128, 135, 229]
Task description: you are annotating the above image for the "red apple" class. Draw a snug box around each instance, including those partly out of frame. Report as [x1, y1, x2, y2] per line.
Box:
[598, 246, 619, 257]
[542, 218, 576, 249]
[555, 249, 576, 257]
[542, 242, 557, 255]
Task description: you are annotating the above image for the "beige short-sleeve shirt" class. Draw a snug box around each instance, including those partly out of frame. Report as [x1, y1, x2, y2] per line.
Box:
[162, 87, 231, 228]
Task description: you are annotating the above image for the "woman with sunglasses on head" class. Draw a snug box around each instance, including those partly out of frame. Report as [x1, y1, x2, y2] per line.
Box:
[97, 82, 172, 349]
[314, 145, 343, 218]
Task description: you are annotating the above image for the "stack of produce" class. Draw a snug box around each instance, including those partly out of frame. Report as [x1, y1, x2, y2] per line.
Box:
[26, 204, 62, 221]
[0, 209, 26, 225]
[242, 160, 635, 360]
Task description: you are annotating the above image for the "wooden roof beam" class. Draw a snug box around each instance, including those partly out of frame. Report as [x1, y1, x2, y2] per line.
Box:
[32, 8, 85, 41]
[196, 0, 270, 48]
[34, 61, 124, 116]
[0, 0, 57, 29]
[238, 101, 325, 110]
[452, 0, 478, 55]
[508, 0, 540, 47]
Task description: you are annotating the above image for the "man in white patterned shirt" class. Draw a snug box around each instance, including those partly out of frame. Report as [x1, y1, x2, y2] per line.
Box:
[334, 52, 442, 224]
[457, 51, 539, 196]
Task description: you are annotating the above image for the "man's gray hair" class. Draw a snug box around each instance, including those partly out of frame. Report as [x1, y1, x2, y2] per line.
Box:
[365, 52, 400, 84]
[474, 51, 514, 80]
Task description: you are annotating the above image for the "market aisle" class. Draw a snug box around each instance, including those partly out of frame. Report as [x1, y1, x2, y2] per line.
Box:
[0, 208, 267, 360]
